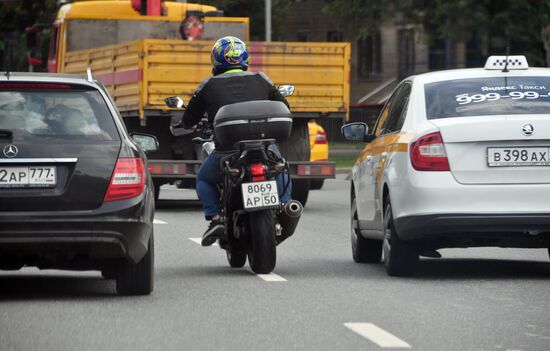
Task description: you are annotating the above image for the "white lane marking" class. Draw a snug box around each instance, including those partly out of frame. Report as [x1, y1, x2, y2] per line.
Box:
[189, 237, 218, 246]
[256, 273, 287, 282]
[153, 219, 167, 224]
[344, 323, 411, 348]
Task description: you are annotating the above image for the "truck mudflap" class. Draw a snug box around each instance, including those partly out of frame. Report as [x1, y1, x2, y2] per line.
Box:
[147, 160, 335, 179]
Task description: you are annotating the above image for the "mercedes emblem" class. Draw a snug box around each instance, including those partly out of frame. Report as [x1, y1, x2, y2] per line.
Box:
[3, 144, 18, 158]
[521, 124, 535, 137]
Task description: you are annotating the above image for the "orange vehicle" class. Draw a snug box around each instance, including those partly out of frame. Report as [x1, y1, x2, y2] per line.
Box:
[308, 120, 329, 190]
[32, 0, 348, 205]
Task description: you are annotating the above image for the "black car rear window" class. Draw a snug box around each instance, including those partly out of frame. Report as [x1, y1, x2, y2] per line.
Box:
[0, 85, 119, 140]
[424, 76, 550, 119]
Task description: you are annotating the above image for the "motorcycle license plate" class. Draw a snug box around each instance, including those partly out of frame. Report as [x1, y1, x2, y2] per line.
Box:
[241, 180, 279, 209]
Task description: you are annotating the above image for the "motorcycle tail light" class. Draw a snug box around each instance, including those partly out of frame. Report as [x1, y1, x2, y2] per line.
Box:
[250, 163, 266, 182]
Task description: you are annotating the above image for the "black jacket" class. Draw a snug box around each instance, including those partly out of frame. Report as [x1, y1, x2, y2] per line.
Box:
[181, 70, 289, 150]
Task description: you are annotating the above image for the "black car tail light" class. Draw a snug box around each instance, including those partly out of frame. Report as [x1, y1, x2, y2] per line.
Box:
[104, 158, 146, 202]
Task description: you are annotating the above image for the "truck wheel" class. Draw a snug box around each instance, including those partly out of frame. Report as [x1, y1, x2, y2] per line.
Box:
[279, 120, 311, 207]
[247, 210, 276, 274]
[351, 191, 382, 263]
[116, 230, 154, 295]
[382, 200, 418, 276]
[226, 248, 247, 268]
[291, 180, 310, 206]
[310, 179, 325, 190]
[153, 181, 161, 203]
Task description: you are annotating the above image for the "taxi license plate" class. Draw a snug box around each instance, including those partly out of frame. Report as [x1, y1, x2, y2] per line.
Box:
[241, 180, 279, 209]
[488, 147, 550, 167]
[0, 166, 56, 188]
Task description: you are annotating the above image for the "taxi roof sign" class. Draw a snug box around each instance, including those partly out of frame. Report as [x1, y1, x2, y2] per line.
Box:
[484, 55, 529, 70]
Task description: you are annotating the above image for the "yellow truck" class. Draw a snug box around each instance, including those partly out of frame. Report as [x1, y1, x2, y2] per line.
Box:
[38, 0, 350, 205]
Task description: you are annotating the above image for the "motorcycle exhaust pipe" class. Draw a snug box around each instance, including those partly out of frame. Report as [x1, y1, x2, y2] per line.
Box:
[277, 200, 303, 243]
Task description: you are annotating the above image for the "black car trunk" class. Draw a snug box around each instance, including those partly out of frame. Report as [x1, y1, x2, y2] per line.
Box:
[0, 136, 120, 211]
[0, 85, 122, 211]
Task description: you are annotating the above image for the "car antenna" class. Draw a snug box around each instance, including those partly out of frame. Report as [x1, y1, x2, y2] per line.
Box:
[502, 45, 510, 73]
[86, 67, 94, 83]
[5, 71, 11, 80]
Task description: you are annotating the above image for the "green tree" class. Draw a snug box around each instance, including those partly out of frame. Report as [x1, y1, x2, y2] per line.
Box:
[0, 0, 57, 71]
[323, 0, 550, 66]
[197, 0, 291, 41]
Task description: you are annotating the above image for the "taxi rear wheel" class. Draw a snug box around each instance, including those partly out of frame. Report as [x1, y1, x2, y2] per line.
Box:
[382, 200, 418, 276]
[351, 192, 382, 263]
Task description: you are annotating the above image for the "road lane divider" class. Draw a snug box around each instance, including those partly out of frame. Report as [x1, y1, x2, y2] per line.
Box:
[153, 219, 167, 224]
[344, 323, 411, 348]
[189, 237, 219, 246]
[256, 273, 287, 282]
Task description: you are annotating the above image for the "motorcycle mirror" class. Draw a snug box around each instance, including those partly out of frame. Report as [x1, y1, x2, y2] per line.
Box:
[278, 85, 295, 97]
[165, 96, 186, 109]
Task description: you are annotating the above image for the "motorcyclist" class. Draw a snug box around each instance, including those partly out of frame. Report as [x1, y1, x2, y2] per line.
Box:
[178, 36, 292, 246]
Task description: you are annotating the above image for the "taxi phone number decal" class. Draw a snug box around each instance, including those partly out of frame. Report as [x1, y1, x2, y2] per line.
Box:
[455, 91, 550, 105]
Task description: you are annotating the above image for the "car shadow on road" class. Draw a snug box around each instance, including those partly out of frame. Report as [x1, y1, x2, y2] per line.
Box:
[0, 275, 116, 300]
[258, 256, 550, 282]
[414, 258, 550, 280]
[156, 199, 203, 209]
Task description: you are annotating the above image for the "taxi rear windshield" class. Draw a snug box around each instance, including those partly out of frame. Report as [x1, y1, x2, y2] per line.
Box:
[424, 77, 550, 119]
[0, 85, 119, 140]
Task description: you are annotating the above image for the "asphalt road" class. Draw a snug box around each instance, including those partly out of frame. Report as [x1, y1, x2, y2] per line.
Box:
[1, 175, 549, 351]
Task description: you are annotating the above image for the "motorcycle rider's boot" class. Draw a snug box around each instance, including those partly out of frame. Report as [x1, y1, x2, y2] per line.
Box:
[201, 219, 224, 246]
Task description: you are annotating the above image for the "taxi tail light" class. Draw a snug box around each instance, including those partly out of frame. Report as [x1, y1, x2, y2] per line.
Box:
[410, 132, 450, 171]
[104, 158, 146, 202]
[250, 163, 266, 182]
[314, 130, 328, 145]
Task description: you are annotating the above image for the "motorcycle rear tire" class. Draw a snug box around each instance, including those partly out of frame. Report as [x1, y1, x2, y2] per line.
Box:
[247, 210, 277, 274]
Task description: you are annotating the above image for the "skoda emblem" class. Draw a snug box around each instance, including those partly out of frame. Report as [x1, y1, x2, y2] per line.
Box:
[3, 144, 18, 158]
[521, 124, 535, 137]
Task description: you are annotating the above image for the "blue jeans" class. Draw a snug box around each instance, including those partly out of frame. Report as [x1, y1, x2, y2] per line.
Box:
[196, 147, 292, 219]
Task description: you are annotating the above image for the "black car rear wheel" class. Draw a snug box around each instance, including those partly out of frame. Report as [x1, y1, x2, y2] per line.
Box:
[247, 210, 276, 274]
[382, 200, 418, 276]
[116, 230, 154, 295]
[351, 192, 382, 263]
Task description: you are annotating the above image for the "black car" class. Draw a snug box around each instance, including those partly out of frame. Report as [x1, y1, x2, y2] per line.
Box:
[0, 73, 157, 295]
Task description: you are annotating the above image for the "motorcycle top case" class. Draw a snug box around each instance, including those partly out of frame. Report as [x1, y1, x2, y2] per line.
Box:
[213, 100, 292, 148]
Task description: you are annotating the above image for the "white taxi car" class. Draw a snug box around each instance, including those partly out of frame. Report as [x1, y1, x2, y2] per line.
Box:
[342, 56, 550, 276]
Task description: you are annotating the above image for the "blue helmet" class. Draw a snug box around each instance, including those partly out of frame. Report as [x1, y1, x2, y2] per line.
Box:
[211, 36, 249, 74]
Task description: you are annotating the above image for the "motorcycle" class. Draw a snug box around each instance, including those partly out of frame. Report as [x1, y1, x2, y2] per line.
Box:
[165, 86, 303, 274]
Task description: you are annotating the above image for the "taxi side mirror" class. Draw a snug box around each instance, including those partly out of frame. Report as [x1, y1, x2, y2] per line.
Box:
[341, 122, 371, 142]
